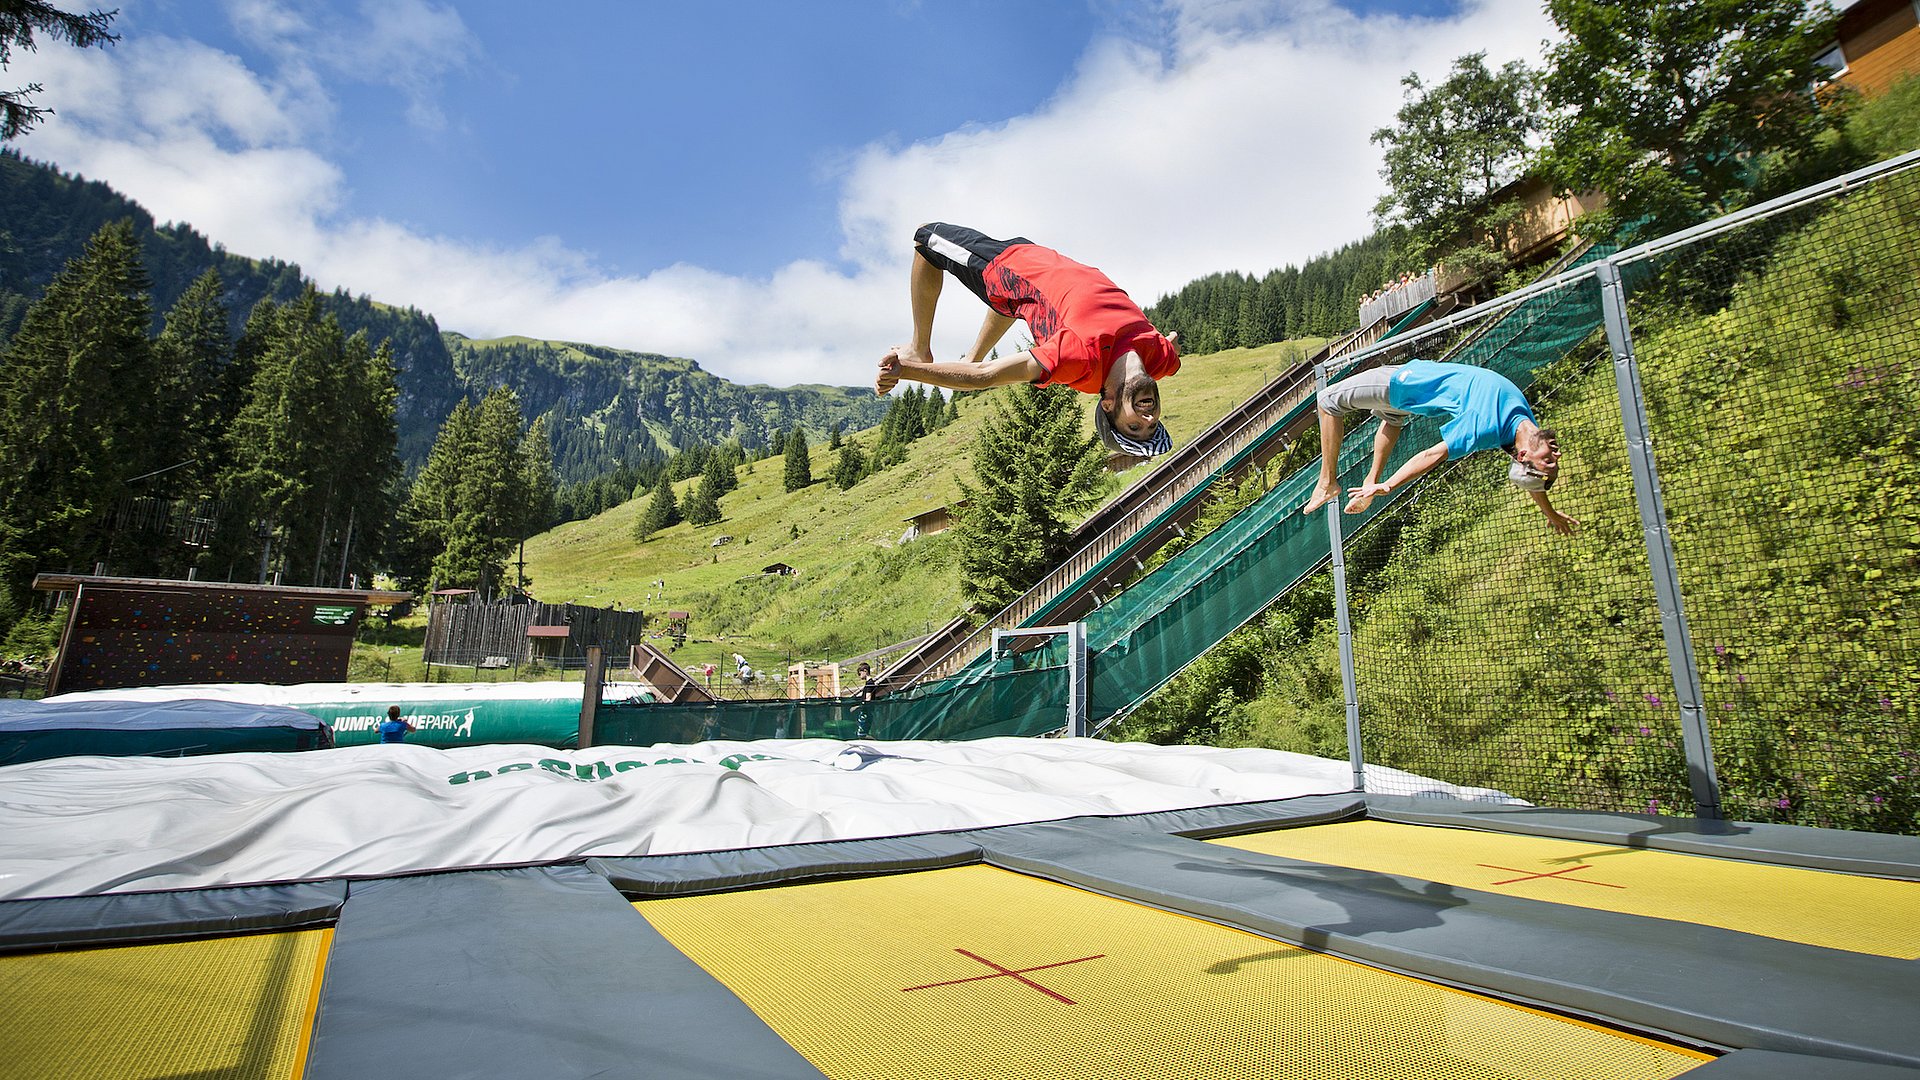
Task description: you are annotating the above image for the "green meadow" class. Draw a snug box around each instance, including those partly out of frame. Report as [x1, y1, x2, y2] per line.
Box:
[513, 340, 1320, 671]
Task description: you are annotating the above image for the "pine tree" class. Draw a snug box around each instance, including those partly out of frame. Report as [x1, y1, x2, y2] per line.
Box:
[337, 338, 400, 586]
[392, 397, 476, 584]
[683, 470, 722, 525]
[830, 440, 869, 491]
[714, 439, 744, 494]
[921, 387, 947, 432]
[632, 473, 680, 541]
[517, 415, 557, 537]
[782, 425, 812, 492]
[0, 219, 157, 619]
[1, 2, 119, 140]
[150, 269, 228, 493]
[217, 288, 399, 587]
[953, 385, 1106, 612]
[420, 386, 529, 595]
[699, 449, 735, 502]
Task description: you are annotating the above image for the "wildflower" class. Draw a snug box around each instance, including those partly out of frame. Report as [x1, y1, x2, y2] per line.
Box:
[1646, 693, 1662, 706]
[1776, 797, 1791, 810]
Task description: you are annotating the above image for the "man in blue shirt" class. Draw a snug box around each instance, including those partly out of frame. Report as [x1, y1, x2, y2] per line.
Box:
[377, 705, 416, 743]
[1302, 359, 1577, 535]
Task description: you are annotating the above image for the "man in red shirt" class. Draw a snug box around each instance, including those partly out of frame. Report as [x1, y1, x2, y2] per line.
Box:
[875, 223, 1181, 457]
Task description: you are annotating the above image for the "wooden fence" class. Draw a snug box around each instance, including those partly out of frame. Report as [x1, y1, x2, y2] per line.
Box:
[424, 598, 648, 671]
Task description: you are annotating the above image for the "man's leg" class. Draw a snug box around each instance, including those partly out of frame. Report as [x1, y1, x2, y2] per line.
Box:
[1305, 365, 1402, 513]
[904, 248, 945, 364]
[1303, 406, 1346, 513]
[960, 309, 1017, 364]
[1342, 421, 1403, 514]
[1363, 420, 1402, 486]
[880, 247, 949, 392]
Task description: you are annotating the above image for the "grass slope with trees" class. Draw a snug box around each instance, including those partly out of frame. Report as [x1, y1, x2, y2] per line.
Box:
[515, 342, 1313, 677]
[1113, 72, 1920, 834]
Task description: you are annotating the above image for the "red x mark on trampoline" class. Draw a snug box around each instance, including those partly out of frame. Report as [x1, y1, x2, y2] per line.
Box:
[902, 948, 1107, 1005]
[1478, 863, 1626, 889]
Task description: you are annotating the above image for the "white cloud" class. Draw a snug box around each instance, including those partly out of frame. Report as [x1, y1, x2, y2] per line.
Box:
[9, 0, 1556, 389]
[343, 0, 482, 130]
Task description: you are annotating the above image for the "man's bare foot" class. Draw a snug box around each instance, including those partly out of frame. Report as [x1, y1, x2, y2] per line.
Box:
[886, 343, 932, 367]
[1302, 483, 1340, 514]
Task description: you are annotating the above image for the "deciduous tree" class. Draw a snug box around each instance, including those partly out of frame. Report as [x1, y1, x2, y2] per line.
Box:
[1371, 52, 1539, 265]
[1537, 0, 1844, 238]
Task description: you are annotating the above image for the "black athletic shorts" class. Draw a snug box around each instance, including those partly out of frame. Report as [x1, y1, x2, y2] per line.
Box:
[914, 222, 1033, 310]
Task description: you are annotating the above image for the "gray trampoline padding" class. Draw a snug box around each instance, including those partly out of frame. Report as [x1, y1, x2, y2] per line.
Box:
[0, 879, 346, 953]
[303, 865, 827, 1080]
[585, 795, 1367, 898]
[590, 833, 985, 896]
[1678, 1050, 1920, 1078]
[1365, 795, 1920, 879]
[974, 821, 1920, 1068]
[1078, 791, 1367, 839]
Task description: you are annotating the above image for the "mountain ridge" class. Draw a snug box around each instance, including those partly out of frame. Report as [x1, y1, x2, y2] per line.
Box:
[0, 149, 888, 481]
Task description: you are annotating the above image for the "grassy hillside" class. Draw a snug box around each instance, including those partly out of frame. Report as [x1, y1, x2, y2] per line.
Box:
[519, 339, 1321, 672]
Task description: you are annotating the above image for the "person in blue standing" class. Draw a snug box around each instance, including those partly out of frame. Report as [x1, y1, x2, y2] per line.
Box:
[377, 705, 416, 743]
[1302, 359, 1578, 535]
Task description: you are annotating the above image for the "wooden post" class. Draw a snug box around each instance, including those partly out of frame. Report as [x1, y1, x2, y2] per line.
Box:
[44, 582, 82, 697]
[578, 645, 604, 748]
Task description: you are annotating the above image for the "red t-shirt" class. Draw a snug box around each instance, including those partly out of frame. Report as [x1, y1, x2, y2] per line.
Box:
[982, 243, 1180, 394]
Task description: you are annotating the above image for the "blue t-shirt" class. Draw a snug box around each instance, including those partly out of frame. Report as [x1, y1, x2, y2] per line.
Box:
[1386, 360, 1534, 460]
[377, 719, 410, 743]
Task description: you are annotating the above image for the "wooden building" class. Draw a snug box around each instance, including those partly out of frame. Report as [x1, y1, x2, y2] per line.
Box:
[901, 501, 967, 543]
[1822, 0, 1920, 96]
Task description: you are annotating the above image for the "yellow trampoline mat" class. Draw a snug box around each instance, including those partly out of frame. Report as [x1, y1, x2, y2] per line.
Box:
[0, 928, 330, 1080]
[638, 864, 1707, 1080]
[1211, 820, 1920, 958]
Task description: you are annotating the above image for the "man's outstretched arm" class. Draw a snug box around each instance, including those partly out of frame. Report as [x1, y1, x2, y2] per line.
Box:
[1345, 439, 1448, 510]
[877, 350, 1045, 395]
[1526, 490, 1579, 536]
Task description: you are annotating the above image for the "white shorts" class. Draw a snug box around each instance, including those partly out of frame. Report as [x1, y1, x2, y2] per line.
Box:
[1318, 365, 1413, 428]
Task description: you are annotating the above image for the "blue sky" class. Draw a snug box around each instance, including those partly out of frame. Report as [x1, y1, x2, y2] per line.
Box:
[12, 0, 1553, 387]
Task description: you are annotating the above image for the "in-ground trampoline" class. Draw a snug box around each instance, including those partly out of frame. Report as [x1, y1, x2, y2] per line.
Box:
[1, 738, 1917, 1080]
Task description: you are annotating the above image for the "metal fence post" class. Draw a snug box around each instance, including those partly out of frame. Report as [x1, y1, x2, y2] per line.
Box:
[991, 623, 1089, 737]
[1318, 363, 1367, 794]
[1066, 621, 1088, 738]
[1596, 259, 1723, 819]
